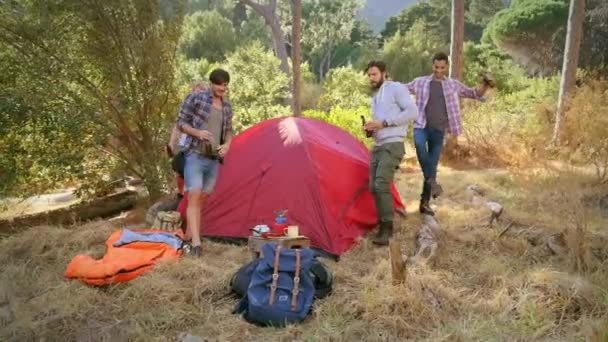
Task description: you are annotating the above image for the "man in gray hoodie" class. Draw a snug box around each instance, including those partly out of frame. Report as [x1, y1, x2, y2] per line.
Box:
[363, 61, 418, 245]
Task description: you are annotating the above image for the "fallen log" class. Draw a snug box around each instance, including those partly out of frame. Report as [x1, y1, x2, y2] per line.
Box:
[0, 189, 138, 234]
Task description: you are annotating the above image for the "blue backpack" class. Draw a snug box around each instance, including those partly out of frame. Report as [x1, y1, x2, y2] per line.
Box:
[234, 243, 315, 327]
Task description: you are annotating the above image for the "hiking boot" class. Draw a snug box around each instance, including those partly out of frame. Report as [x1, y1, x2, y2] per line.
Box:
[419, 201, 435, 216]
[427, 179, 443, 199]
[371, 221, 393, 246]
[189, 245, 202, 257]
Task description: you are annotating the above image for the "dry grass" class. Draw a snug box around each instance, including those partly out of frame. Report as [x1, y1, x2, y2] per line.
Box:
[1, 166, 607, 341]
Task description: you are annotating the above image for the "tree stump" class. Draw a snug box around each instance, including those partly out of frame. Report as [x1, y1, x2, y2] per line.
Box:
[389, 239, 407, 285]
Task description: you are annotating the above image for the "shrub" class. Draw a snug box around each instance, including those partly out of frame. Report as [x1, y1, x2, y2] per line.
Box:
[560, 80, 608, 183]
[317, 67, 370, 112]
[459, 76, 560, 165]
[304, 106, 372, 147]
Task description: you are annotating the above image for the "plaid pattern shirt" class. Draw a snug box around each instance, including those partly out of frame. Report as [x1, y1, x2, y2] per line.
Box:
[405, 75, 483, 136]
[176, 90, 234, 153]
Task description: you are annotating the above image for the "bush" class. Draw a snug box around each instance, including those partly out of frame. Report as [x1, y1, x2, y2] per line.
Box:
[463, 42, 529, 95]
[179, 10, 238, 62]
[460, 76, 560, 165]
[317, 67, 370, 111]
[304, 106, 372, 147]
[560, 81, 608, 183]
[382, 19, 448, 83]
[301, 83, 323, 111]
[223, 41, 290, 132]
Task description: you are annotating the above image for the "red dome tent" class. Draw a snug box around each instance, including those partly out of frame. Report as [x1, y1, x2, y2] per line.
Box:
[177, 117, 405, 257]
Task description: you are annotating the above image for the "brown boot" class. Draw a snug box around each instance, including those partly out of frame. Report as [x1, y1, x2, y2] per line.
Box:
[372, 221, 393, 246]
[419, 201, 435, 216]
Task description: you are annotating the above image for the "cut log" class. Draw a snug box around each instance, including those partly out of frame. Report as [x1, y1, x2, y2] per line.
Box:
[0, 189, 138, 234]
[389, 239, 407, 285]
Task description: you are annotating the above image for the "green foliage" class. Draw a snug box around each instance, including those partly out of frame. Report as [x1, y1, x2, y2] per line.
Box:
[381, 2, 447, 43]
[382, 20, 448, 82]
[488, 0, 568, 41]
[236, 9, 273, 50]
[0, 0, 186, 199]
[179, 10, 238, 62]
[224, 41, 290, 132]
[331, 20, 379, 70]
[174, 56, 218, 95]
[461, 76, 560, 162]
[484, 0, 607, 75]
[467, 0, 506, 26]
[463, 42, 529, 94]
[486, 0, 568, 73]
[580, 1, 608, 73]
[185, 0, 237, 16]
[381, 0, 484, 44]
[301, 0, 364, 79]
[304, 106, 371, 146]
[317, 67, 370, 111]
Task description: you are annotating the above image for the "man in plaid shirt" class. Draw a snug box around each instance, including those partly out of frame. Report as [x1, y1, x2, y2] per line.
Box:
[406, 52, 492, 215]
[175, 69, 234, 257]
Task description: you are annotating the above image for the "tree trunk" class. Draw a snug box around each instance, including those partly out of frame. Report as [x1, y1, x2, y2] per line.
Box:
[291, 0, 302, 116]
[449, 0, 465, 81]
[318, 58, 324, 81]
[551, 0, 586, 145]
[241, 0, 290, 77]
[446, 0, 465, 150]
[268, 17, 291, 77]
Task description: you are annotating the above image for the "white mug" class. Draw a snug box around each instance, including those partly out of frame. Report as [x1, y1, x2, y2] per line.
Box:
[284, 225, 299, 237]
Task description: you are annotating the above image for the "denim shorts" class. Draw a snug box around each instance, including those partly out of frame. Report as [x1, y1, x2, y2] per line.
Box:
[183, 151, 219, 193]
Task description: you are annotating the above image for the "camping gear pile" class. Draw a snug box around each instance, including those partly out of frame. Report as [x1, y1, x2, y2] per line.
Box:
[64, 117, 409, 326]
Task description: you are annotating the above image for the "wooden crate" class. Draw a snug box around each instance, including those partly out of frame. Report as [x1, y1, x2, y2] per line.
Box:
[248, 235, 311, 259]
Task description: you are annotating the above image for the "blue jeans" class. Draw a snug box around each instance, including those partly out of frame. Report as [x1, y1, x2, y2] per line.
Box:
[413, 127, 445, 202]
[184, 151, 219, 193]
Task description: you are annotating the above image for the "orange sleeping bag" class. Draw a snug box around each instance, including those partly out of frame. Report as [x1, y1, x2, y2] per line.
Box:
[65, 229, 184, 286]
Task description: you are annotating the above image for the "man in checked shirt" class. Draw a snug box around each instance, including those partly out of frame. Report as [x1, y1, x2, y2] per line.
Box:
[406, 52, 493, 216]
[176, 69, 234, 257]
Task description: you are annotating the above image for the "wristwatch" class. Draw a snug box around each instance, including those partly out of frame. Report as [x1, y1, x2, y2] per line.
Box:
[382, 120, 389, 127]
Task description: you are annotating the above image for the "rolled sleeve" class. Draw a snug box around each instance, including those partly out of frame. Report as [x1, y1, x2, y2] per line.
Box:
[454, 80, 482, 100]
[176, 93, 196, 131]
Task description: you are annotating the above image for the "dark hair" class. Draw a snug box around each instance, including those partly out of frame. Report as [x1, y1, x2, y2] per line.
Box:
[366, 60, 387, 73]
[432, 52, 449, 63]
[209, 68, 230, 85]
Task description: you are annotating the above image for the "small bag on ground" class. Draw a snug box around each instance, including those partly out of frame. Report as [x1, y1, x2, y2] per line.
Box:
[230, 254, 333, 300]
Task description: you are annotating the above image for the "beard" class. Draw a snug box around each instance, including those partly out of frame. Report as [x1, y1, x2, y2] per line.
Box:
[371, 79, 384, 90]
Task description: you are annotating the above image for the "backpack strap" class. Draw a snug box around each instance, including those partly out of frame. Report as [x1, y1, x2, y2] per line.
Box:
[291, 249, 301, 311]
[268, 245, 282, 305]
